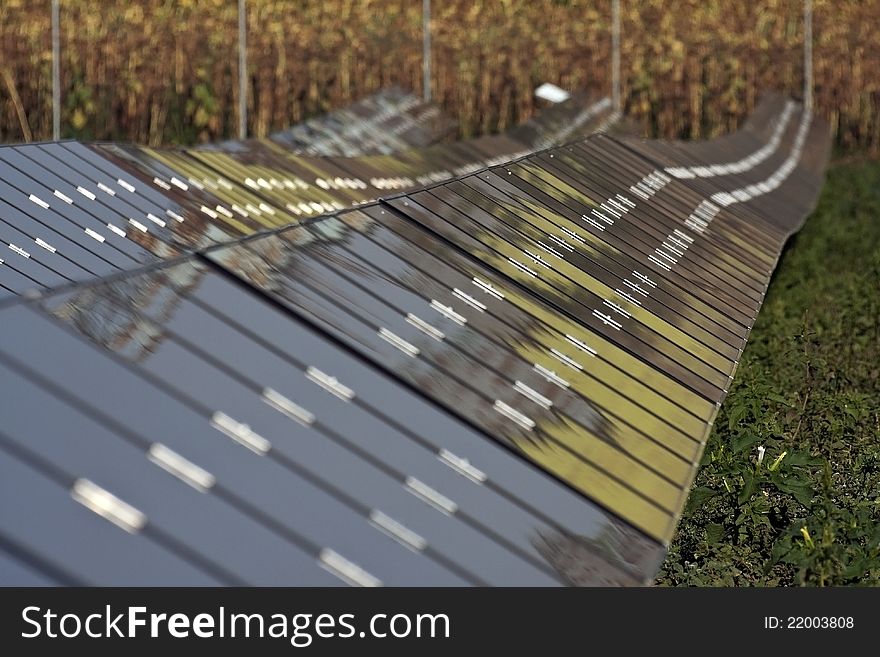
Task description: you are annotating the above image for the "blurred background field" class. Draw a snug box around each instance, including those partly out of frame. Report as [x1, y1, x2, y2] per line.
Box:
[0, 0, 878, 150]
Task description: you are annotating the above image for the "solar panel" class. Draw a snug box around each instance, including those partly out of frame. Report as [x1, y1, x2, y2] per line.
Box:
[0, 91, 616, 300]
[1, 258, 657, 585]
[266, 87, 457, 156]
[0, 91, 831, 585]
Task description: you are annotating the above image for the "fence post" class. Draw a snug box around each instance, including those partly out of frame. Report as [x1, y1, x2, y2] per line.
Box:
[238, 0, 248, 139]
[803, 0, 813, 112]
[423, 0, 432, 102]
[611, 0, 621, 112]
[52, 0, 60, 140]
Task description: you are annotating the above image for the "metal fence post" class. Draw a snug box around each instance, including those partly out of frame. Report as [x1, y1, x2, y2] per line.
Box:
[238, 0, 248, 139]
[804, 0, 813, 112]
[423, 0, 432, 102]
[52, 0, 61, 140]
[611, 0, 621, 113]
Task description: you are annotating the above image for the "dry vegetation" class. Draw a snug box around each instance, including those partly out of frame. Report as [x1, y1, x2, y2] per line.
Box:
[0, 0, 878, 149]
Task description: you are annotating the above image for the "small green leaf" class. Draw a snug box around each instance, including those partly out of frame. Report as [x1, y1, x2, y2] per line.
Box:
[727, 403, 749, 431]
[705, 523, 725, 544]
[843, 558, 866, 580]
[731, 432, 763, 454]
[738, 472, 758, 504]
[686, 486, 718, 511]
[765, 392, 793, 406]
[784, 451, 825, 468]
[769, 473, 814, 506]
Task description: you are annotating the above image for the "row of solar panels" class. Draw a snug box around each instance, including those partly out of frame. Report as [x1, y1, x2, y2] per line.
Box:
[264, 86, 458, 156]
[262, 86, 611, 157]
[0, 92, 615, 298]
[0, 92, 829, 586]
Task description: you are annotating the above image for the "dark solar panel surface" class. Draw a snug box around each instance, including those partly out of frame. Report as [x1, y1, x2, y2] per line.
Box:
[0, 91, 830, 585]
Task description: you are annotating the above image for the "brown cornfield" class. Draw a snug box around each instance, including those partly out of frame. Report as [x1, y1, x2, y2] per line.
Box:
[0, 0, 877, 150]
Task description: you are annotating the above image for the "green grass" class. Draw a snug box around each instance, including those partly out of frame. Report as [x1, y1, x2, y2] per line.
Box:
[657, 159, 880, 586]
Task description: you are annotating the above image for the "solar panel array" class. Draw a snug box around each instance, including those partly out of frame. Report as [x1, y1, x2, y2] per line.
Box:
[264, 87, 458, 156]
[0, 92, 615, 298]
[0, 92, 829, 586]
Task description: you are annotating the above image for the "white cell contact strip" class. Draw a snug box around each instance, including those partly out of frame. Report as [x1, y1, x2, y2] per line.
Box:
[583, 103, 809, 334]
[404, 476, 458, 515]
[148, 443, 215, 493]
[97, 182, 116, 196]
[452, 288, 486, 312]
[514, 381, 553, 409]
[117, 178, 136, 193]
[9, 244, 30, 259]
[550, 348, 583, 371]
[319, 549, 381, 587]
[305, 366, 354, 401]
[429, 300, 467, 325]
[378, 327, 419, 357]
[29, 194, 49, 209]
[666, 102, 797, 180]
[53, 190, 73, 204]
[369, 510, 427, 552]
[508, 258, 538, 278]
[35, 238, 56, 253]
[406, 313, 445, 341]
[210, 411, 271, 454]
[262, 388, 315, 426]
[493, 400, 535, 431]
[84, 228, 105, 243]
[533, 364, 570, 389]
[472, 277, 504, 299]
[71, 479, 146, 533]
[437, 449, 487, 484]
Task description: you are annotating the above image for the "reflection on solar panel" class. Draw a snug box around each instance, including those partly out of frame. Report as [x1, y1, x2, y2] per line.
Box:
[0, 92, 830, 586]
[265, 87, 458, 156]
[0, 92, 615, 297]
